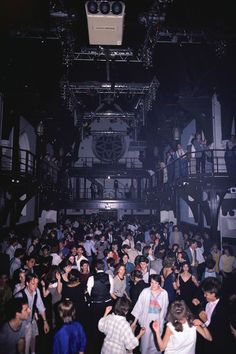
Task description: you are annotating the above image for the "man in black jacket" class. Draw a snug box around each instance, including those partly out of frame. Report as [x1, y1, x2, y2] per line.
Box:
[86, 260, 114, 354]
[196, 277, 231, 354]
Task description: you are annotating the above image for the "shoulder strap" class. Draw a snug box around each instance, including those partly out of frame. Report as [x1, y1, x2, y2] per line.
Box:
[15, 288, 38, 319]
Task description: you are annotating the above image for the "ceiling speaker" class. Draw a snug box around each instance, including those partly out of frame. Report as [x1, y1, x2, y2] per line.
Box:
[85, 1, 125, 46]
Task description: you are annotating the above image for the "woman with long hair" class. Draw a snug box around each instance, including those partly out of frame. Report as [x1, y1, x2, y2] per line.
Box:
[152, 300, 212, 354]
[112, 264, 130, 301]
[176, 262, 199, 313]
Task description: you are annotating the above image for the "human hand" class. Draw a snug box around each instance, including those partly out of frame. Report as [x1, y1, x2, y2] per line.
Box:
[192, 298, 200, 306]
[193, 319, 203, 327]
[44, 321, 50, 334]
[139, 327, 146, 336]
[152, 320, 160, 333]
[104, 306, 112, 316]
[41, 280, 45, 287]
[199, 311, 208, 323]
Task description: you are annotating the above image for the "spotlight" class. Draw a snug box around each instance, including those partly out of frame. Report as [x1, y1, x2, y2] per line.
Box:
[87, 1, 98, 14]
[112, 1, 122, 15]
[100, 1, 110, 14]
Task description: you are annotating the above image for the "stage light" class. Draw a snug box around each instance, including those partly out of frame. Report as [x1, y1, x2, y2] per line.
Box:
[87, 1, 98, 14]
[112, 1, 122, 15]
[100, 1, 110, 14]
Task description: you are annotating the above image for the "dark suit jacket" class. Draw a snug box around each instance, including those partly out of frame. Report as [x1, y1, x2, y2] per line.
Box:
[199, 298, 231, 354]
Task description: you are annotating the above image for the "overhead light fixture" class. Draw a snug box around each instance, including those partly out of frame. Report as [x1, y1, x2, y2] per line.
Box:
[100, 1, 110, 15]
[85, 1, 125, 45]
[112, 1, 123, 15]
[87, 1, 98, 14]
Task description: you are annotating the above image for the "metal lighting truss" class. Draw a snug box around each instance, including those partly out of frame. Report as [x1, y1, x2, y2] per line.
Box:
[60, 76, 160, 112]
[63, 47, 142, 65]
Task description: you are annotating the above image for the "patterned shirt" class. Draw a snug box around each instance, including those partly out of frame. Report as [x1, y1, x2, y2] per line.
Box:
[98, 313, 139, 354]
[148, 293, 161, 314]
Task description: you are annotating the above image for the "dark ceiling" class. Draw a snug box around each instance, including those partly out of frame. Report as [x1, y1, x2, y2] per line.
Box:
[0, 0, 236, 154]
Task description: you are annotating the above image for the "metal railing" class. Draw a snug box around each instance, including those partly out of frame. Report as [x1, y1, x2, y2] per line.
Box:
[157, 149, 234, 186]
[70, 186, 141, 201]
[0, 145, 36, 176]
[0, 145, 59, 184]
[74, 156, 143, 169]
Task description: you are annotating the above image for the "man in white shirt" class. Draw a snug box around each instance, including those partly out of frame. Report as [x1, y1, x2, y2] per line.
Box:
[138, 256, 157, 284]
[75, 245, 88, 271]
[198, 277, 231, 354]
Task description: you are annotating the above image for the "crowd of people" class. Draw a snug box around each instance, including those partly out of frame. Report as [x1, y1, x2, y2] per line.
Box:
[0, 216, 236, 354]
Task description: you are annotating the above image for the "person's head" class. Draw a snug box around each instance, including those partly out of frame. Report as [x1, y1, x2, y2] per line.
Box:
[111, 242, 118, 251]
[139, 256, 149, 271]
[122, 253, 129, 264]
[189, 239, 198, 250]
[107, 257, 115, 270]
[177, 251, 185, 260]
[166, 300, 194, 331]
[60, 258, 73, 273]
[201, 277, 222, 301]
[80, 260, 90, 273]
[171, 243, 179, 252]
[95, 260, 105, 272]
[113, 296, 131, 316]
[114, 263, 126, 278]
[41, 246, 50, 257]
[135, 242, 142, 252]
[211, 243, 219, 251]
[150, 274, 161, 291]
[122, 244, 131, 253]
[142, 245, 153, 258]
[25, 256, 36, 270]
[14, 248, 25, 259]
[68, 269, 80, 284]
[104, 249, 114, 259]
[131, 269, 143, 283]
[163, 257, 175, 269]
[32, 236, 39, 245]
[70, 246, 77, 256]
[58, 299, 76, 323]
[223, 245, 233, 256]
[100, 235, 105, 242]
[25, 273, 39, 293]
[6, 298, 31, 322]
[76, 245, 85, 256]
[181, 262, 190, 273]
[205, 258, 216, 271]
[18, 269, 26, 284]
[173, 225, 179, 232]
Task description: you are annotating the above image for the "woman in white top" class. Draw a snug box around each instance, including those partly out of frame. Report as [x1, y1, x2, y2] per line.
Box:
[152, 300, 212, 354]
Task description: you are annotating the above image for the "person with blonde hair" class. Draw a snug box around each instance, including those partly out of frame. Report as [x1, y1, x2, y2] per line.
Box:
[53, 299, 86, 354]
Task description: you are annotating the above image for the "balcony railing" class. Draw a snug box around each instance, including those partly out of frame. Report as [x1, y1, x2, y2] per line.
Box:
[0, 145, 59, 185]
[0, 145, 36, 177]
[157, 148, 235, 187]
[74, 156, 143, 169]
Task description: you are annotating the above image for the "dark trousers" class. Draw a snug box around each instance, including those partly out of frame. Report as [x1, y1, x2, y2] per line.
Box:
[86, 301, 112, 354]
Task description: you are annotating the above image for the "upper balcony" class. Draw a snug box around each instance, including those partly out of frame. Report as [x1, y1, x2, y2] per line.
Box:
[70, 156, 149, 178]
[0, 144, 59, 189]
